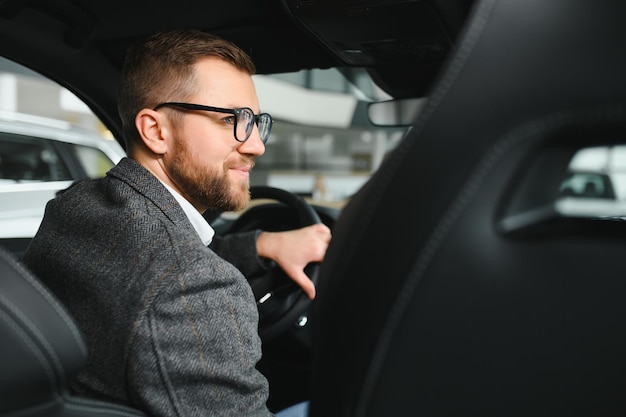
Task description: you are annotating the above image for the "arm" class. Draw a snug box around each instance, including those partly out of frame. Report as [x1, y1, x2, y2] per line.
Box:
[210, 230, 269, 277]
[211, 224, 332, 300]
[129, 249, 273, 417]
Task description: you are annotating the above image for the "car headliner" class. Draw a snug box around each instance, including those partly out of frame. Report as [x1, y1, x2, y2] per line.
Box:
[0, 0, 474, 147]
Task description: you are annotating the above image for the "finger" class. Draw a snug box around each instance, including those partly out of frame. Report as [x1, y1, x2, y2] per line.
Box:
[288, 268, 316, 300]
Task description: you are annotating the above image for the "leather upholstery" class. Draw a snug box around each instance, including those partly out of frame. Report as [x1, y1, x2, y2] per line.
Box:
[0, 248, 146, 416]
[309, 0, 626, 415]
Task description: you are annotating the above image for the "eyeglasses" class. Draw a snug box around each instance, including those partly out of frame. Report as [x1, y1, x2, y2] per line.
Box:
[153, 102, 273, 144]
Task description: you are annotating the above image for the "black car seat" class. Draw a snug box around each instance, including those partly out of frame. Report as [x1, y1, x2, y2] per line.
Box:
[0, 248, 146, 417]
[309, 0, 626, 416]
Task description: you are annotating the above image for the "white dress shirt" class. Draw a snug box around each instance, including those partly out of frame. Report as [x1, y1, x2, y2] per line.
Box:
[159, 181, 215, 246]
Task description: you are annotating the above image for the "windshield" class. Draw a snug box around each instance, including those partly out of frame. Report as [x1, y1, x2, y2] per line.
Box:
[252, 68, 407, 207]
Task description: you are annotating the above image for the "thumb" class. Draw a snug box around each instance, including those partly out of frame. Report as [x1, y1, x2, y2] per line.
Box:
[286, 267, 316, 300]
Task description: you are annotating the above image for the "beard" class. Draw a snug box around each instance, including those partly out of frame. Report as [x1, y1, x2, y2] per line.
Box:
[168, 135, 252, 213]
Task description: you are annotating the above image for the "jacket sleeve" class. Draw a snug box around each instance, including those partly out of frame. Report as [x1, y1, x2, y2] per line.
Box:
[209, 230, 271, 278]
[127, 246, 273, 417]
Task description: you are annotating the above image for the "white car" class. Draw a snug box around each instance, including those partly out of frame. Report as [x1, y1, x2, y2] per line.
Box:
[0, 111, 125, 241]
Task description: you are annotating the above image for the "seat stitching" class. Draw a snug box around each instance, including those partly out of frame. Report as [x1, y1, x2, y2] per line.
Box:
[0, 307, 58, 392]
[0, 293, 67, 380]
[349, 0, 499, 413]
[0, 249, 87, 356]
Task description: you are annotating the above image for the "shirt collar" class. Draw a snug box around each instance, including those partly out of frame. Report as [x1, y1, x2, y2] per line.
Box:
[159, 180, 215, 246]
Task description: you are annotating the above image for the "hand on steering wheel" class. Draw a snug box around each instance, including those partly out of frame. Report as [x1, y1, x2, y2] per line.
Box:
[224, 186, 324, 341]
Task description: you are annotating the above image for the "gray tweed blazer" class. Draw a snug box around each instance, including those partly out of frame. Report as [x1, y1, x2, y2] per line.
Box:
[24, 157, 273, 417]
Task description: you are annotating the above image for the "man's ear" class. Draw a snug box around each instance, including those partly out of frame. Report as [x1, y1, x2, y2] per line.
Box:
[135, 109, 170, 155]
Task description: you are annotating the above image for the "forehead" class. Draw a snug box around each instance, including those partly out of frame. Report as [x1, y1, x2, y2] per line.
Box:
[192, 57, 259, 109]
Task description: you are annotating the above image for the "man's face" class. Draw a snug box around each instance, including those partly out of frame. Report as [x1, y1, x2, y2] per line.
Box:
[164, 57, 266, 213]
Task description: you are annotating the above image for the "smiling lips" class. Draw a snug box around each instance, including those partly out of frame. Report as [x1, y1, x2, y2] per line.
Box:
[229, 156, 255, 177]
[229, 163, 253, 178]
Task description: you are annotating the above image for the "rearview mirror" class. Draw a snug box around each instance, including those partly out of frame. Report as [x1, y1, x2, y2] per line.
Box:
[367, 97, 426, 127]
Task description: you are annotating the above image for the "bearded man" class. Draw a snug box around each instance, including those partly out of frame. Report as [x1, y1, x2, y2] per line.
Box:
[23, 29, 330, 417]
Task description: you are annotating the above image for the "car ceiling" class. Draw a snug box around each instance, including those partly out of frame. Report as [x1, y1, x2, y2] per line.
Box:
[0, 0, 474, 143]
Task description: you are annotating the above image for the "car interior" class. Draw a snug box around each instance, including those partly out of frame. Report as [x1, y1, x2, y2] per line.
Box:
[3, 0, 626, 416]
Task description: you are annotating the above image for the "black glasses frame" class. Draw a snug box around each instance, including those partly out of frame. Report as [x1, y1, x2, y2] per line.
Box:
[153, 102, 272, 144]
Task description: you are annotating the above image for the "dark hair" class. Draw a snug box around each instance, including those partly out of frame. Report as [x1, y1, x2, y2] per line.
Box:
[117, 29, 256, 153]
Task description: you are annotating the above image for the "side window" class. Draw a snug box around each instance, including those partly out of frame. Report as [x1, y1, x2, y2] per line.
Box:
[559, 172, 615, 199]
[0, 133, 71, 182]
[0, 56, 122, 248]
[67, 143, 116, 178]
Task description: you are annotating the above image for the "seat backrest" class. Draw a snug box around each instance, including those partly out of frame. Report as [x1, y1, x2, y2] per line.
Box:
[0, 247, 146, 416]
[309, 0, 626, 416]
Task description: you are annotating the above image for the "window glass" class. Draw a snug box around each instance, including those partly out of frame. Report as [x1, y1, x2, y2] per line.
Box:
[253, 69, 407, 207]
[68, 143, 116, 178]
[556, 145, 626, 218]
[0, 56, 120, 240]
[0, 133, 71, 182]
[559, 172, 615, 199]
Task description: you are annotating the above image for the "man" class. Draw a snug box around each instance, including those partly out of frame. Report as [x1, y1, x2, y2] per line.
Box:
[23, 29, 330, 416]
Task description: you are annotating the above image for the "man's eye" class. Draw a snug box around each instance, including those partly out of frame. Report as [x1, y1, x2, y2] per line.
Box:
[223, 116, 235, 125]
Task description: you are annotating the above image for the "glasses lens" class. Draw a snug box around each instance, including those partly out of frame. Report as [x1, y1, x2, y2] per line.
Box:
[235, 108, 255, 142]
[257, 114, 272, 144]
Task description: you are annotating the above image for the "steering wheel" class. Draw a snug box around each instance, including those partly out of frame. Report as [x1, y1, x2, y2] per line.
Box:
[224, 185, 322, 341]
